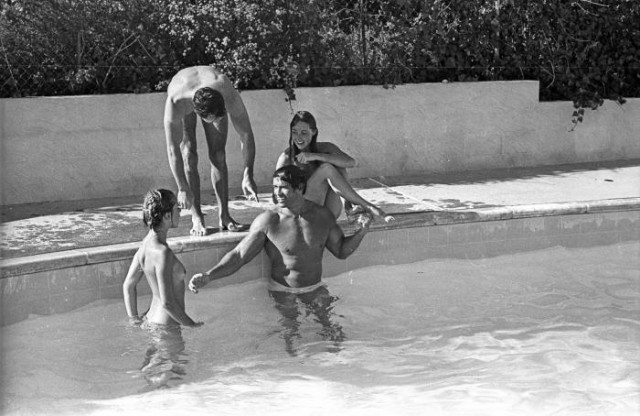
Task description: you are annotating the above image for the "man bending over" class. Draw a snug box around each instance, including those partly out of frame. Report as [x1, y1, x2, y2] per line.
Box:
[164, 66, 258, 236]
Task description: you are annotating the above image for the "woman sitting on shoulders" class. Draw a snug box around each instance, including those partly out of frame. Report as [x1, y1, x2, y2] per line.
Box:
[123, 189, 203, 328]
[276, 110, 393, 222]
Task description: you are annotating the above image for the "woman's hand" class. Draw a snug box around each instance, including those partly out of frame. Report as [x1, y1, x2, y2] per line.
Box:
[295, 152, 315, 164]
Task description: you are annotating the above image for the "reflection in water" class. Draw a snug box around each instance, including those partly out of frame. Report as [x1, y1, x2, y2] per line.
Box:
[136, 322, 189, 392]
[269, 286, 346, 356]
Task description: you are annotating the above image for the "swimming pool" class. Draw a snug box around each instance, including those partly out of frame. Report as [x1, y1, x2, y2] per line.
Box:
[2, 213, 639, 415]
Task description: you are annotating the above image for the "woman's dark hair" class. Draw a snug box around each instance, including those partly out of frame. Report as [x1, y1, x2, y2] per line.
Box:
[193, 87, 226, 119]
[288, 110, 318, 163]
[273, 165, 307, 195]
[142, 189, 177, 229]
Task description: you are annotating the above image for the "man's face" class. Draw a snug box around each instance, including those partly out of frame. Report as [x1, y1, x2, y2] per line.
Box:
[200, 113, 225, 125]
[272, 177, 301, 207]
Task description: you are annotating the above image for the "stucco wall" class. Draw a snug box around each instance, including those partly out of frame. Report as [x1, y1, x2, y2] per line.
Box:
[1, 81, 639, 205]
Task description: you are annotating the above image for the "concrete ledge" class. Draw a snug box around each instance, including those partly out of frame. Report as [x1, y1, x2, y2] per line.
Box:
[2, 198, 639, 279]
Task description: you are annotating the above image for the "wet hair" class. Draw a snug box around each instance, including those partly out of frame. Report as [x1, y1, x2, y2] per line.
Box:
[288, 110, 318, 163]
[193, 87, 226, 119]
[272, 165, 308, 203]
[142, 189, 177, 230]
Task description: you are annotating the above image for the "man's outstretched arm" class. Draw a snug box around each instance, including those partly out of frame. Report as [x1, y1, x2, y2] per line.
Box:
[189, 212, 270, 292]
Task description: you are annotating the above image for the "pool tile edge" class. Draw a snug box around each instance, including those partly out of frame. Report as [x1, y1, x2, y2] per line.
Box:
[1, 198, 639, 278]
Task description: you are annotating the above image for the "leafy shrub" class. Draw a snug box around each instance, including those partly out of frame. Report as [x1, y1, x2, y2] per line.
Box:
[1, 0, 638, 122]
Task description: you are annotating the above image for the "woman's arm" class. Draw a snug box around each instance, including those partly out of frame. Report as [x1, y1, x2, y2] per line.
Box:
[297, 142, 356, 168]
[123, 250, 144, 323]
[156, 248, 201, 327]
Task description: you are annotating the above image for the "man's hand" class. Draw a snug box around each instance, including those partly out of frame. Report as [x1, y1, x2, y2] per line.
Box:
[189, 272, 210, 294]
[177, 189, 194, 210]
[242, 176, 259, 202]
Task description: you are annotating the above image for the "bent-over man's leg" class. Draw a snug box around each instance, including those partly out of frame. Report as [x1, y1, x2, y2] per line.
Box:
[201, 116, 245, 231]
[181, 112, 207, 236]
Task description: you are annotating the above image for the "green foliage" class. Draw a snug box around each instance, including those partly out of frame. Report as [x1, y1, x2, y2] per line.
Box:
[1, 0, 638, 121]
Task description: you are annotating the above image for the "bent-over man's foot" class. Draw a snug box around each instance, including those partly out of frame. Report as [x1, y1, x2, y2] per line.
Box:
[190, 215, 208, 236]
[219, 217, 249, 232]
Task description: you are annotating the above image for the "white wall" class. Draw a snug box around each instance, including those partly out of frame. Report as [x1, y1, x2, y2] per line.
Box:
[1, 81, 639, 205]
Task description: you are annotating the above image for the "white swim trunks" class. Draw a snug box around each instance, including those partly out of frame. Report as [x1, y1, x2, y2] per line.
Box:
[267, 278, 326, 294]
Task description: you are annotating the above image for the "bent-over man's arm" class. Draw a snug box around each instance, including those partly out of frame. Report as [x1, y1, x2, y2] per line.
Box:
[163, 98, 192, 207]
[189, 211, 271, 292]
[223, 79, 257, 199]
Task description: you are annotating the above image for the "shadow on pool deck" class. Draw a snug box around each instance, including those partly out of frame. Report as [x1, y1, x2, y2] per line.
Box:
[1, 159, 639, 261]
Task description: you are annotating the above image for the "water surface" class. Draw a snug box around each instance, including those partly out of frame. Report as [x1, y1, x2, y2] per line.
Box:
[2, 241, 639, 416]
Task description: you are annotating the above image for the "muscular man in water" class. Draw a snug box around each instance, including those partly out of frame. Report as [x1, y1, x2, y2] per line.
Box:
[189, 164, 371, 293]
[189, 165, 372, 353]
[164, 66, 259, 236]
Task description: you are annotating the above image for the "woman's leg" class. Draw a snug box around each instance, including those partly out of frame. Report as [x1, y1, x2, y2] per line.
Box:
[323, 189, 344, 220]
[307, 163, 393, 222]
[323, 167, 355, 220]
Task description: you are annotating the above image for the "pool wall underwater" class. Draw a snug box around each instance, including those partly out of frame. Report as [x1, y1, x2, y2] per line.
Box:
[1, 207, 638, 327]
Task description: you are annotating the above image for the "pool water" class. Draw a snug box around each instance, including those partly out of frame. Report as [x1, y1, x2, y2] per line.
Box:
[2, 240, 639, 416]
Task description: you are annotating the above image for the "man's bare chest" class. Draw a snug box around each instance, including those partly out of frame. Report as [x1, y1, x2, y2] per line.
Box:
[269, 218, 327, 256]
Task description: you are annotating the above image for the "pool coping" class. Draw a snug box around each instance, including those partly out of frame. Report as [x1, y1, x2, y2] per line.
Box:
[2, 197, 639, 279]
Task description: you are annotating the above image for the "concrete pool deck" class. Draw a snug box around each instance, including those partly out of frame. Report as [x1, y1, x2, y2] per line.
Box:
[1, 159, 639, 279]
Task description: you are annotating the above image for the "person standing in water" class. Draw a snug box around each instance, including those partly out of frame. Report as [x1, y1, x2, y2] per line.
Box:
[276, 110, 393, 223]
[123, 189, 202, 328]
[188, 166, 372, 354]
[164, 66, 259, 236]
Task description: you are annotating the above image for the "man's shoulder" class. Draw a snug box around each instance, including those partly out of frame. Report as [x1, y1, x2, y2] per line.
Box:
[251, 209, 280, 229]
